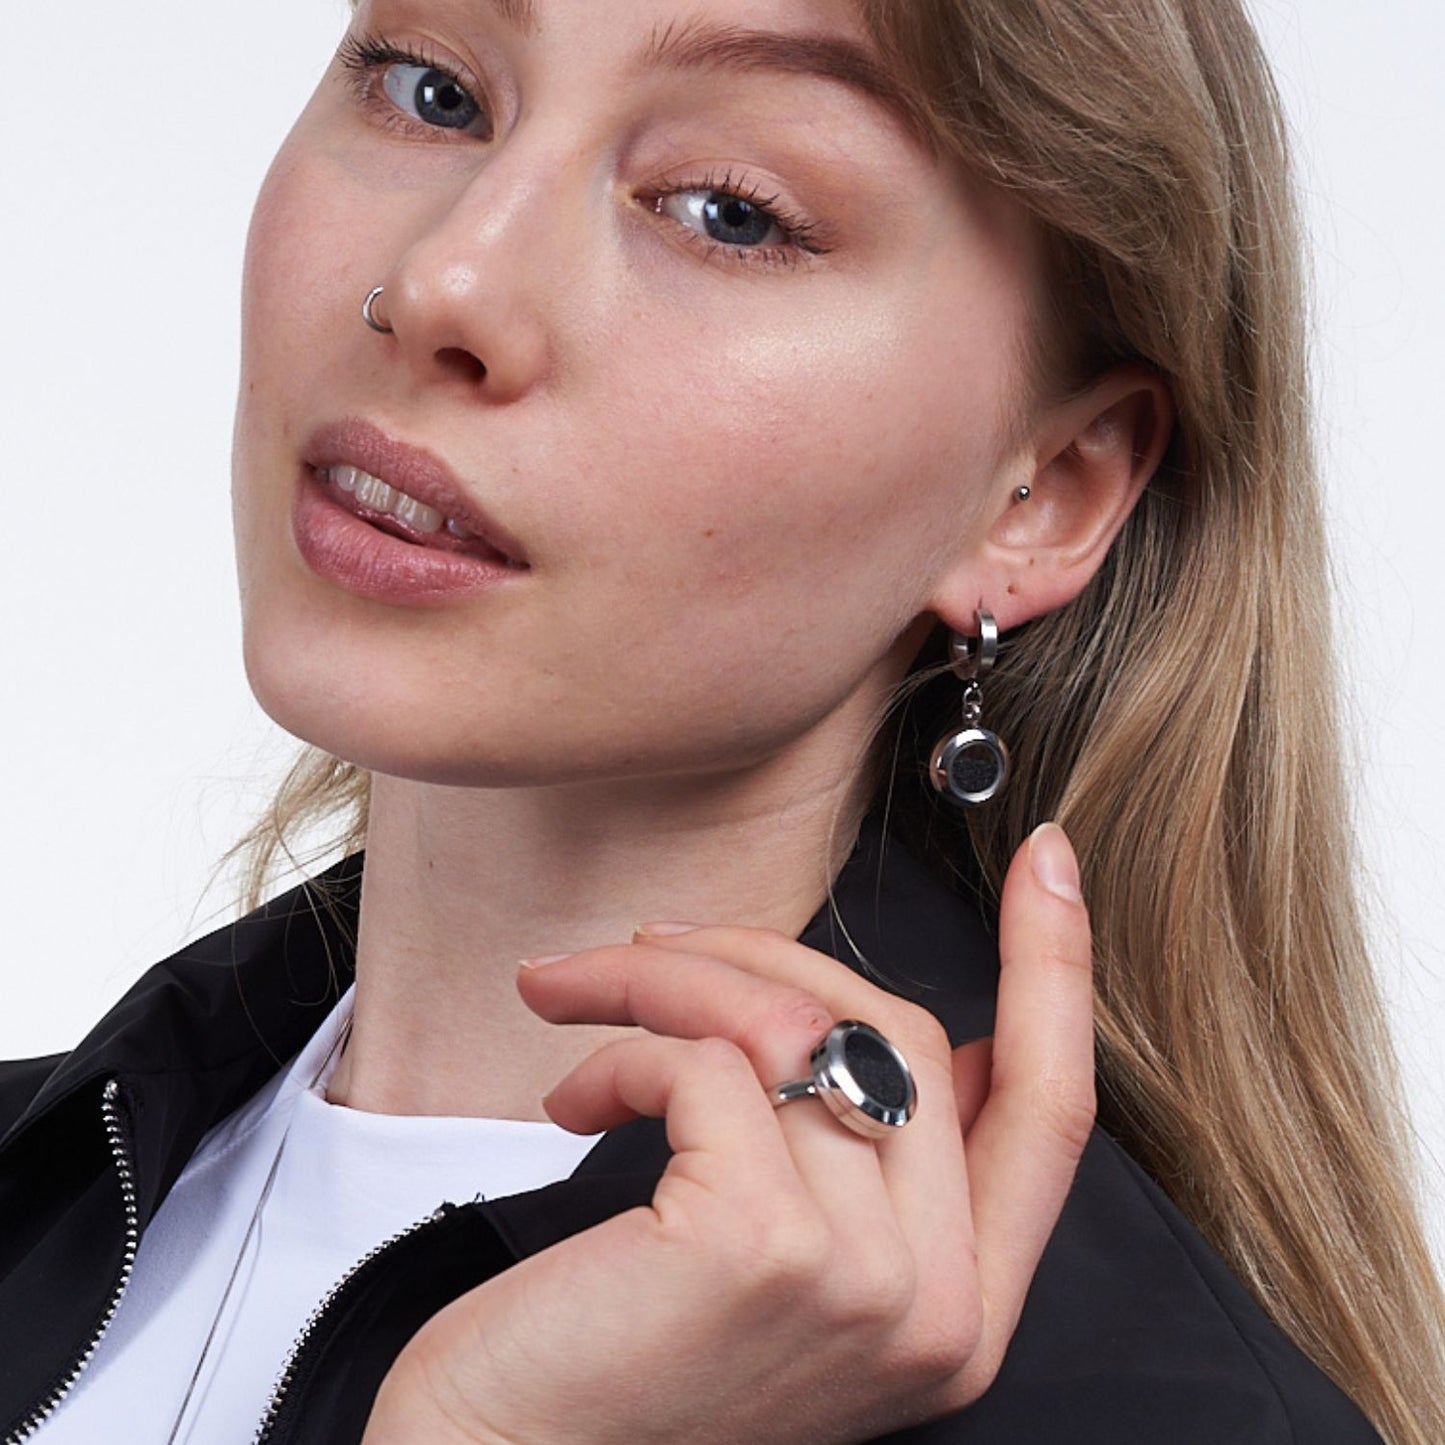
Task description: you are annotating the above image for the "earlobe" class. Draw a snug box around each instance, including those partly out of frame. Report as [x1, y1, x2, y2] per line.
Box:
[929, 364, 1174, 636]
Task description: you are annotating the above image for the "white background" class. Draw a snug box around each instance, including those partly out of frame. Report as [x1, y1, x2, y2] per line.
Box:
[2, 2, 1441, 1261]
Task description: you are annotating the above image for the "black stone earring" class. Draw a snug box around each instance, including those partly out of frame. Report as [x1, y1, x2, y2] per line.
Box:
[928, 610, 1009, 806]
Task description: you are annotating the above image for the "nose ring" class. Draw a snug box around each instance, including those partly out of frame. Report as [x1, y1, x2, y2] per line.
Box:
[362, 285, 394, 335]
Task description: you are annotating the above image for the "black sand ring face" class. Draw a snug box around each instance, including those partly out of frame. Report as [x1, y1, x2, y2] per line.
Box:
[809, 1021, 917, 1137]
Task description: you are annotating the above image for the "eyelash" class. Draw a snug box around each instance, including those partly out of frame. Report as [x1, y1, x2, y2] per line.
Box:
[335, 33, 832, 270]
[337, 32, 491, 139]
[640, 169, 830, 268]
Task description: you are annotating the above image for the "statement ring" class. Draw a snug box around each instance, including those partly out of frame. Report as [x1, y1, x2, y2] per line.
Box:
[768, 1020, 917, 1138]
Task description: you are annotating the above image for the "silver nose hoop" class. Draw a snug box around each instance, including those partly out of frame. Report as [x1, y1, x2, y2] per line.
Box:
[362, 285, 394, 335]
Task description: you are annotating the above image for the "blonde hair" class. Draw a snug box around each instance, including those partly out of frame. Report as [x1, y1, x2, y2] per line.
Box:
[230, 1, 1445, 1439]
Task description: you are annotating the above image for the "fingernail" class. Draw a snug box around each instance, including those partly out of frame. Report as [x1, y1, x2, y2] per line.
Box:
[635, 921, 701, 936]
[1029, 822, 1083, 903]
[519, 952, 575, 969]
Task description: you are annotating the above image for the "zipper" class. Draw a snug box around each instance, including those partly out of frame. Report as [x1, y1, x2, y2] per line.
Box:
[250, 1202, 454, 1445]
[3, 1078, 140, 1445]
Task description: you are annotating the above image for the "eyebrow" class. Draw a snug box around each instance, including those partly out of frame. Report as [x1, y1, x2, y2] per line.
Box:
[486, 0, 538, 31]
[469, 3, 927, 141]
[639, 19, 925, 137]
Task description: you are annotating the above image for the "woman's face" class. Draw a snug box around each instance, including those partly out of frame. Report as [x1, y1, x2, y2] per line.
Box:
[233, 0, 1042, 788]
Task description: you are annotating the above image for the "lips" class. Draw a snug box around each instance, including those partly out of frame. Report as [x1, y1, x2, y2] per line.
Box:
[301, 418, 528, 568]
[291, 418, 529, 604]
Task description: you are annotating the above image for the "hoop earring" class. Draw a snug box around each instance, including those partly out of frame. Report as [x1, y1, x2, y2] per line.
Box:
[928, 610, 1009, 806]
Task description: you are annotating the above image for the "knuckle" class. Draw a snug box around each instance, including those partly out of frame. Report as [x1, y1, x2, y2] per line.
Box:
[763, 987, 835, 1044]
[849, 1275, 989, 1405]
[955, 1335, 1010, 1401]
[1060, 944, 1096, 986]
[1039, 923, 1094, 977]
[826, 1242, 917, 1328]
[723, 1206, 832, 1292]
[689, 1034, 753, 1078]
[1032, 1073, 1097, 1154]
[893, 1001, 952, 1060]
[752, 925, 797, 949]
[900, 1315, 980, 1386]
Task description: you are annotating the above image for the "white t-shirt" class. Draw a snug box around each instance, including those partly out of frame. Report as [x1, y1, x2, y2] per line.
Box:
[38, 986, 601, 1444]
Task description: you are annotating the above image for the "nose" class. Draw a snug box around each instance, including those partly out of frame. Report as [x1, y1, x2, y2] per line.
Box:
[370, 153, 560, 403]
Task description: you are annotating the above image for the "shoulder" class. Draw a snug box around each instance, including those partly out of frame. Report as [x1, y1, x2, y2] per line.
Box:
[876, 1128, 1382, 1443]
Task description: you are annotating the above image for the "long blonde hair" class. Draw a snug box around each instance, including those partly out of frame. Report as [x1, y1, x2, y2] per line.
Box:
[230, 1, 1445, 1439]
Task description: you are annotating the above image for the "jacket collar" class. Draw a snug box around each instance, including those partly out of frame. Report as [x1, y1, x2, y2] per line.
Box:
[2, 811, 998, 1227]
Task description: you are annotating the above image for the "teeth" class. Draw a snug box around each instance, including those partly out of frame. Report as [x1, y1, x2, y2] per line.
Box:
[327, 465, 466, 541]
[394, 495, 444, 533]
[354, 472, 397, 512]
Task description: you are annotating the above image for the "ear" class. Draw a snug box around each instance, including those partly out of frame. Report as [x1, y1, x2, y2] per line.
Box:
[928, 364, 1174, 636]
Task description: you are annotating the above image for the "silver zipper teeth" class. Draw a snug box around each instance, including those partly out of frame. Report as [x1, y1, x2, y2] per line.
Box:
[4, 1079, 140, 1445]
[250, 1204, 450, 1445]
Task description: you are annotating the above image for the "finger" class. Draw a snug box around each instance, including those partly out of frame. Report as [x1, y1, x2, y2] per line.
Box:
[963, 822, 1095, 1354]
[523, 945, 900, 1227]
[622, 924, 960, 1125]
[534, 927, 975, 1306]
[542, 1032, 805, 1196]
[631, 922, 900, 1026]
[620, 920, 970, 1160]
[519, 945, 835, 1091]
[952, 1037, 993, 1134]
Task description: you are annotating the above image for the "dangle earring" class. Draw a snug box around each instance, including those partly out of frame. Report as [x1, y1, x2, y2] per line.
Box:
[928, 609, 1010, 806]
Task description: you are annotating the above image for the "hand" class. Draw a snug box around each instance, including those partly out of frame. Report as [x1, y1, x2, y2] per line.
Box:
[362, 822, 1094, 1445]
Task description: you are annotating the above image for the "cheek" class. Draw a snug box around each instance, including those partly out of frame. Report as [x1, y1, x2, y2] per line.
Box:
[227, 106, 1028, 782]
[568, 274, 1012, 642]
[233, 119, 393, 605]
[238, 140, 359, 413]
[513, 315, 1000, 754]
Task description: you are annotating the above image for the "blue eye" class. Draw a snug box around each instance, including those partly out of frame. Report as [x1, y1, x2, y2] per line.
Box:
[645, 171, 830, 269]
[660, 189, 786, 249]
[379, 62, 483, 132]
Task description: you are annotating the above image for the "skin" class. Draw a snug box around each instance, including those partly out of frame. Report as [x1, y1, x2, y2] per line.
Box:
[233, 0, 1173, 1433]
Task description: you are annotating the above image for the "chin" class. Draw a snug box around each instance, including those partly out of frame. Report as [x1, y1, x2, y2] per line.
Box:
[242, 638, 595, 789]
[243, 639, 798, 795]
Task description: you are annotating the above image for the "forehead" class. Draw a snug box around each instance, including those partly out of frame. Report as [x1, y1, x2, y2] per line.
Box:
[389, 0, 868, 39]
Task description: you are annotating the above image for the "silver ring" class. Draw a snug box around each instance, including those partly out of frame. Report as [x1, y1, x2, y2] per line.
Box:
[362, 285, 394, 335]
[947, 611, 998, 680]
[768, 1020, 917, 1138]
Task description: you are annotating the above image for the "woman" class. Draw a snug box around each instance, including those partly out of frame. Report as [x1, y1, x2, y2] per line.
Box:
[2, 1, 1441, 1443]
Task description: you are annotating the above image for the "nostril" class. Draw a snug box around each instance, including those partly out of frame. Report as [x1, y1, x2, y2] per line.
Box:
[436, 347, 486, 385]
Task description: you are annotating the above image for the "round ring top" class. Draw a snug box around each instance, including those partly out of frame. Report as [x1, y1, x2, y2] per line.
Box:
[810, 1020, 917, 1136]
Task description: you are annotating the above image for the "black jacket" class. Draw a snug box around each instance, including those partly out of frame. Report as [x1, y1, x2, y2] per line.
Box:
[0, 817, 1382, 1443]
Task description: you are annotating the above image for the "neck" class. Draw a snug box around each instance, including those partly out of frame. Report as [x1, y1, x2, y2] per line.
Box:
[325, 756, 872, 1121]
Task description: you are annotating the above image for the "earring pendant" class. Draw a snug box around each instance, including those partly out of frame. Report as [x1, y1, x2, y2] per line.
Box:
[928, 611, 1010, 806]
